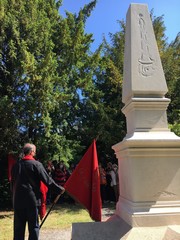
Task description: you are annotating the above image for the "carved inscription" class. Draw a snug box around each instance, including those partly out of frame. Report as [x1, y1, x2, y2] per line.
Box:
[138, 13, 155, 77]
[154, 191, 176, 198]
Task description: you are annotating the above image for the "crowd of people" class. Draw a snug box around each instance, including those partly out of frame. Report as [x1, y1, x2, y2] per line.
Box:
[99, 162, 119, 204]
[45, 160, 75, 204]
[45, 160, 119, 205]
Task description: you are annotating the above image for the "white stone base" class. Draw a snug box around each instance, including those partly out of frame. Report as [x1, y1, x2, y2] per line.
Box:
[116, 197, 180, 227]
[112, 131, 180, 227]
[71, 216, 180, 239]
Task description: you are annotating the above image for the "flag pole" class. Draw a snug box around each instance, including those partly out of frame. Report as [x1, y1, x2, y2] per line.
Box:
[39, 193, 62, 229]
[95, 135, 99, 141]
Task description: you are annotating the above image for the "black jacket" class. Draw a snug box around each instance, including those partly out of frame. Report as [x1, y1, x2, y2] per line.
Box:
[11, 159, 62, 209]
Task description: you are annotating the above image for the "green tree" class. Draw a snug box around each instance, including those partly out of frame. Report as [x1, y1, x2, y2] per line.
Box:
[0, 0, 100, 162]
[163, 33, 180, 136]
[47, 1, 100, 161]
[77, 20, 126, 163]
[151, 12, 180, 136]
[0, 0, 64, 159]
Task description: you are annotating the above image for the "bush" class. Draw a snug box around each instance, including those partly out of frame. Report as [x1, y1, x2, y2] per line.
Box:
[0, 177, 12, 209]
[0, 157, 12, 209]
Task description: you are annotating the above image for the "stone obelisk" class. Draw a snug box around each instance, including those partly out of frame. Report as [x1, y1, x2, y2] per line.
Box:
[112, 3, 180, 233]
[71, 4, 180, 239]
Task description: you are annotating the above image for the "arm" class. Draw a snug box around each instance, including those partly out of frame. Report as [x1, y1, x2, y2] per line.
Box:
[110, 170, 116, 186]
[37, 162, 65, 195]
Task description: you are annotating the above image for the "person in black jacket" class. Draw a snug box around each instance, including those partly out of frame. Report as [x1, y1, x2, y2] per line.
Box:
[11, 143, 65, 240]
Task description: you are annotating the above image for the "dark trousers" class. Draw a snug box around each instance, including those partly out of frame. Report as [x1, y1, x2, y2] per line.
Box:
[100, 184, 107, 203]
[14, 206, 39, 240]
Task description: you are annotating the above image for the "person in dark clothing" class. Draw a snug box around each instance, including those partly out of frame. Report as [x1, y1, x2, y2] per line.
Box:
[99, 163, 107, 204]
[53, 161, 70, 204]
[105, 162, 116, 202]
[11, 143, 65, 240]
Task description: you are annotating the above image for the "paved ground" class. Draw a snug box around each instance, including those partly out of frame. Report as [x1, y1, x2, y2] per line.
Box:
[38, 207, 115, 240]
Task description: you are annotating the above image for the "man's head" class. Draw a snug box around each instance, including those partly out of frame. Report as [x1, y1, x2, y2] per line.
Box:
[23, 143, 36, 157]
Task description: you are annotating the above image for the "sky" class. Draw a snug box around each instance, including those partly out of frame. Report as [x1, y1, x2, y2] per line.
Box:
[59, 0, 180, 51]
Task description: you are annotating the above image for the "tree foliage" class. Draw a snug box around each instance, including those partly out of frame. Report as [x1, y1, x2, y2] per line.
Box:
[0, 0, 99, 162]
[0, 0, 62, 156]
[151, 14, 180, 136]
[0, 1, 179, 168]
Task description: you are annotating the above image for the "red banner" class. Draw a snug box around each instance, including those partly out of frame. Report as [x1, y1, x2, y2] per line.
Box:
[64, 140, 102, 221]
[40, 182, 48, 220]
[8, 154, 16, 182]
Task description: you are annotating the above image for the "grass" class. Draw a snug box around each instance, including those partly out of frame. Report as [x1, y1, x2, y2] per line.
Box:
[41, 203, 93, 229]
[0, 203, 94, 240]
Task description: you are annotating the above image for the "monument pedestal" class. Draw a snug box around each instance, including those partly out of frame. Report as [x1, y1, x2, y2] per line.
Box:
[72, 131, 180, 239]
[113, 131, 180, 228]
[116, 197, 180, 227]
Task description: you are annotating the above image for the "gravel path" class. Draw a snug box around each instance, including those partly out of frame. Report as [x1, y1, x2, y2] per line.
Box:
[38, 207, 115, 240]
[40, 228, 72, 240]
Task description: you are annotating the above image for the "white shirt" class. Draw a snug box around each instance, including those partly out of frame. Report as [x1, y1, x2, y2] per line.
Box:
[110, 170, 116, 186]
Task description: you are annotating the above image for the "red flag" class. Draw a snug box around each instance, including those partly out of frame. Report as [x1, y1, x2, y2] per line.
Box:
[39, 182, 48, 220]
[8, 154, 16, 181]
[64, 140, 102, 222]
